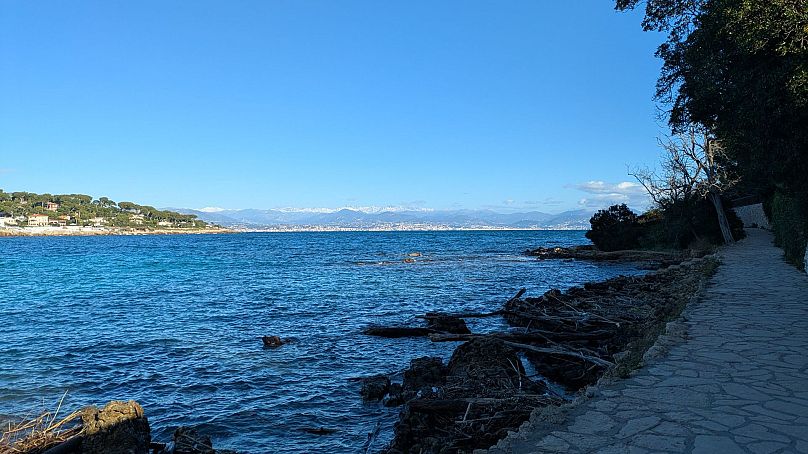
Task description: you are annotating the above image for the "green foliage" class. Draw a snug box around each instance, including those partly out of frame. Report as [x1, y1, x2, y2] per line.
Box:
[616, 0, 808, 193]
[587, 201, 744, 252]
[586, 204, 640, 251]
[768, 191, 808, 270]
[0, 189, 208, 229]
[637, 197, 745, 250]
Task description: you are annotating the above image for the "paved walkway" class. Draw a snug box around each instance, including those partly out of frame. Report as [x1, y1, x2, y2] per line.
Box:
[489, 229, 808, 453]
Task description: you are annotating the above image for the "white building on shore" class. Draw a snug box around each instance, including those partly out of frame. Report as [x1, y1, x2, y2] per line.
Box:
[27, 214, 49, 227]
[0, 212, 16, 227]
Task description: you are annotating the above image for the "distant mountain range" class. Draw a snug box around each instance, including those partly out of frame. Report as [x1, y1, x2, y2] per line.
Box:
[169, 207, 593, 230]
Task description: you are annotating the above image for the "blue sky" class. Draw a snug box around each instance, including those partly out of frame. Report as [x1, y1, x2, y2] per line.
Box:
[0, 1, 663, 213]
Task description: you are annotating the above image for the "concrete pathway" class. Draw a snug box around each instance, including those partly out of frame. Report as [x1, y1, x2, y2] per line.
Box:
[489, 229, 808, 453]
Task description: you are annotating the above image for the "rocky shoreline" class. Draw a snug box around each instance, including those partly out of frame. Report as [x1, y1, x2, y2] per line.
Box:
[524, 245, 708, 270]
[0, 400, 235, 454]
[360, 252, 718, 453]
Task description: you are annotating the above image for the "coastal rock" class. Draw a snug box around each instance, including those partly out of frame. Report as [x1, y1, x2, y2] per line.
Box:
[362, 326, 432, 338]
[402, 357, 446, 394]
[79, 400, 151, 454]
[424, 313, 471, 334]
[383, 383, 406, 407]
[172, 426, 214, 454]
[360, 374, 391, 401]
[261, 335, 284, 348]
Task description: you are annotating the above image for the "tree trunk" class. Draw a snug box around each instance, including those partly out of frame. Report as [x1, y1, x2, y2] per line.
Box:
[707, 191, 735, 244]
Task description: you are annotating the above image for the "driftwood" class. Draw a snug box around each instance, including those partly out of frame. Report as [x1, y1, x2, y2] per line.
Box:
[428, 330, 615, 344]
[501, 341, 614, 368]
[508, 288, 527, 302]
[407, 396, 547, 413]
[417, 310, 504, 319]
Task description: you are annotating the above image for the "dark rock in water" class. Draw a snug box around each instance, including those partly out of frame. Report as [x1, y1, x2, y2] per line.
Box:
[301, 427, 338, 435]
[424, 313, 471, 334]
[360, 374, 391, 401]
[79, 400, 151, 454]
[172, 426, 215, 454]
[362, 326, 432, 338]
[261, 335, 284, 347]
[402, 357, 446, 394]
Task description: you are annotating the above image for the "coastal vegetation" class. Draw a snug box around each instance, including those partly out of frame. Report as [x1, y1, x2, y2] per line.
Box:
[585, 200, 744, 253]
[616, 0, 808, 268]
[0, 190, 209, 229]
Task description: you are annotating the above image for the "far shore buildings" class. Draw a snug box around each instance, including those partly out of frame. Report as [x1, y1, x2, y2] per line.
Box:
[0, 212, 16, 227]
[45, 201, 59, 212]
[27, 214, 49, 227]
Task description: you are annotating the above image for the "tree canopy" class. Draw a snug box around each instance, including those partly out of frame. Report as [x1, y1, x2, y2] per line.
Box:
[0, 189, 208, 228]
[616, 0, 808, 193]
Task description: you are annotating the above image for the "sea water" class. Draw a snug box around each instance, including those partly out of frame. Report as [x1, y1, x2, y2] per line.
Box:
[0, 231, 642, 453]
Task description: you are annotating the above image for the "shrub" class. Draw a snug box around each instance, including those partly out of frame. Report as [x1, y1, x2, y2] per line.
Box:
[768, 191, 808, 270]
[641, 197, 745, 250]
[586, 204, 640, 251]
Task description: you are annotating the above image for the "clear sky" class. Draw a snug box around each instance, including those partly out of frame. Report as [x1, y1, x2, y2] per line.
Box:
[0, 1, 663, 213]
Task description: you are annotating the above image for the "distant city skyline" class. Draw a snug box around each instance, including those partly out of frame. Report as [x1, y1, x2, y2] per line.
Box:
[1, 1, 661, 213]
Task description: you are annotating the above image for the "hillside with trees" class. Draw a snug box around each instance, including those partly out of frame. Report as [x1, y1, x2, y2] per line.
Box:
[0, 190, 208, 229]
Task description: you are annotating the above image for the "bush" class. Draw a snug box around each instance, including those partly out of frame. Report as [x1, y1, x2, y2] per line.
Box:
[586, 204, 640, 251]
[768, 191, 808, 270]
[638, 197, 745, 250]
[587, 198, 745, 252]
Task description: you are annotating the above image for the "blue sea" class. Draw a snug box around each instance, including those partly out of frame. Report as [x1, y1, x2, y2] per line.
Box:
[0, 231, 642, 453]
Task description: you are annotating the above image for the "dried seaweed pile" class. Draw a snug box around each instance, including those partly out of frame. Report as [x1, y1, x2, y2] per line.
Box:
[0, 395, 83, 454]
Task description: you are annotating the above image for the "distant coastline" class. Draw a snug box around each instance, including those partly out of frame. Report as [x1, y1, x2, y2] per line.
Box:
[232, 225, 588, 233]
[0, 226, 233, 237]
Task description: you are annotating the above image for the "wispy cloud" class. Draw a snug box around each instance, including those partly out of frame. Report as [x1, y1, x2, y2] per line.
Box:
[524, 197, 563, 207]
[571, 180, 651, 210]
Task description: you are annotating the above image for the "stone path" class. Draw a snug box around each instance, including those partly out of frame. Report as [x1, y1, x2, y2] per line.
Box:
[488, 229, 808, 453]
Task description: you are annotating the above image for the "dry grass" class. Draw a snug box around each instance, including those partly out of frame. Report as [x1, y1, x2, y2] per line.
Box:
[0, 395, 84, 454]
